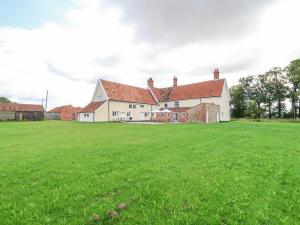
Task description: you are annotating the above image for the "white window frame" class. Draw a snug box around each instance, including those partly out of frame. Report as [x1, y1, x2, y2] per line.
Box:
[112, 111, 119, 117]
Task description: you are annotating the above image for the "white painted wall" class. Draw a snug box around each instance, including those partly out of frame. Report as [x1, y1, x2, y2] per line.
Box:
[94, 101, 109, 122]
[91, 80, 108, 102]
[108, 100, 155, 121]
[78, 112, 95, 122]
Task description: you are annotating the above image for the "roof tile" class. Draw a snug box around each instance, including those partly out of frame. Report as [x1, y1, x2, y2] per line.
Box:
[101, 79, 156, 105]
[80, 101, 106, 113]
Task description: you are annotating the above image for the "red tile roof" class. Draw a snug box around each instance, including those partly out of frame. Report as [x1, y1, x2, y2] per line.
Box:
[0, 103, 15, 111]
[150, 79, 225, 102]
[80, 101, 106, 113]
[48, 105, 82, 113]
[101, 79, 156, 105]
[0, 103, 44, 112]
[151, 87, 173, 102]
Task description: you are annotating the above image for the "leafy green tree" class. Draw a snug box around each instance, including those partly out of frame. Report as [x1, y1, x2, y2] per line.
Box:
[0, 97, 11, 103]
[230, 85, 247, 118]
[239, 76, 265, 118]
[286, 59, 300, 118]
[265, 67, 288, 118]
[257, 74, 274, 118]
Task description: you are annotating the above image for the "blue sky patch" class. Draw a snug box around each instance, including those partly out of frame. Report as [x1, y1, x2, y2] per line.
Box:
[0, 0, 73, 28]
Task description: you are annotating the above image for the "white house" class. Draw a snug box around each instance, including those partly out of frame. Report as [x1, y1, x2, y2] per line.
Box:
[78, 69, 230, 122]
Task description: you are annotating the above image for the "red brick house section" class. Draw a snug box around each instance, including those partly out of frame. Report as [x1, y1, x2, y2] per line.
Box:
[48, 105, 82, 120]
[152, 103, 220, 123]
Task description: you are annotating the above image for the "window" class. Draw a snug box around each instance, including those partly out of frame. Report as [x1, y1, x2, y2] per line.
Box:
[173, 112, 178, 119]
[144, 113, 148, 117]
[97, 94, 105, 101]
[151, 113, 154, 117]
[164, 103, 168, 108]
[129, 104, 132, 109]
[140, 105, 144, 108]
[112, 111, 119, 116]
[174, 101, 179, 108]
[133, 105, 136, 109]
[161, 113, 165, 116]
[182, 112, 186, 117]
[127, 112, 131, 116]
[86, 113, 89, 117]
[84, 113, 86, 117]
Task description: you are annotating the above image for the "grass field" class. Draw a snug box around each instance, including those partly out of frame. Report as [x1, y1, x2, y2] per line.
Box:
[0, 121, 299, 225]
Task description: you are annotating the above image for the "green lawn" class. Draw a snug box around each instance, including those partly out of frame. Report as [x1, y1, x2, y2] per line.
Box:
[0, 121, 299, 225]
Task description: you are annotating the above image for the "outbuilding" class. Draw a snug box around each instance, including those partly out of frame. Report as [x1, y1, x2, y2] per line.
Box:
[0, 102, 44, 121]
[46, 105, 82, 121]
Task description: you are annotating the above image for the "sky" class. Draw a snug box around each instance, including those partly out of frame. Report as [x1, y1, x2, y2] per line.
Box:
[0, 0, 299, 109]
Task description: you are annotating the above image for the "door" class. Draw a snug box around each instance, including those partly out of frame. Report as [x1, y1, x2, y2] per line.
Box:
[173, 112, 178, 122]
[140, 112, 145, 121]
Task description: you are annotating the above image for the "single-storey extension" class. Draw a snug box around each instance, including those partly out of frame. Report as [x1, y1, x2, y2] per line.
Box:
[153, 103, 220, 123]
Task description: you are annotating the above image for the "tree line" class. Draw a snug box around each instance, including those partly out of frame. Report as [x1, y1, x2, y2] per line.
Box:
[230, 59, 300, 119]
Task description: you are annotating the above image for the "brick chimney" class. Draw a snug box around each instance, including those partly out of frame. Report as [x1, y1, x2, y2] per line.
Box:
[173, 76, 178, 87]
[213, 68, 220, 80]
[147, 77, 154, 88]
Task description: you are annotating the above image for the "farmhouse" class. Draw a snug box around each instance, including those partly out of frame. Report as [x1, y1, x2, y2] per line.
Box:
[0, 102, 44, 121]
[78, 69, 230, 123]
[46, 105, 82, 121]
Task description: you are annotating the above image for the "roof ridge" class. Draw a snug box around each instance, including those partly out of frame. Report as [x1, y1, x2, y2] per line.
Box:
[100, 79, 148, 91]
[154, 78, 225, 89]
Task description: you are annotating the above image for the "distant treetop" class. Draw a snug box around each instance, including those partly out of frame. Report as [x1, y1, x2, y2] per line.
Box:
[0, 97, 11, 103]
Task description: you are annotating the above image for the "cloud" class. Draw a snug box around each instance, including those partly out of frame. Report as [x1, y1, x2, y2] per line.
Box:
[0, 0, 299, 109]
[92, 55, 121, 67]
[102, 0, 276, 46]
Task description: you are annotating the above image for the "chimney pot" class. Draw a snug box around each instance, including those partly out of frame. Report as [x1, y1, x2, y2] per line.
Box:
[147, 77, 154, 88]
[213, 68, 220, 80]
[173, 76, 178, 87]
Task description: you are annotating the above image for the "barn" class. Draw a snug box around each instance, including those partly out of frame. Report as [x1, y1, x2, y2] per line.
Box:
[46, 105, 82, 121]
[0, 103, 44, 121]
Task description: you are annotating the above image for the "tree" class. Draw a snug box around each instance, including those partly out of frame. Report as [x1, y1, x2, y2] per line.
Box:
[230, 85, 247, 118]
[257, 74, 274, 118]
[286, 59, 300, 118]
[0, 97, 11, 103]
[239, 76, 265, 118]
[265, 67, 288, 118]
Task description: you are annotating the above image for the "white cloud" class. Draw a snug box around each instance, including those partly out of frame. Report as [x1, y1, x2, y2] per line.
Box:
[0, 0, 299, 109]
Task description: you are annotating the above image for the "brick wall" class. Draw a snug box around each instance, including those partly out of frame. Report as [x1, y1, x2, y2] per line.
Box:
[188, 103, 220, 123]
